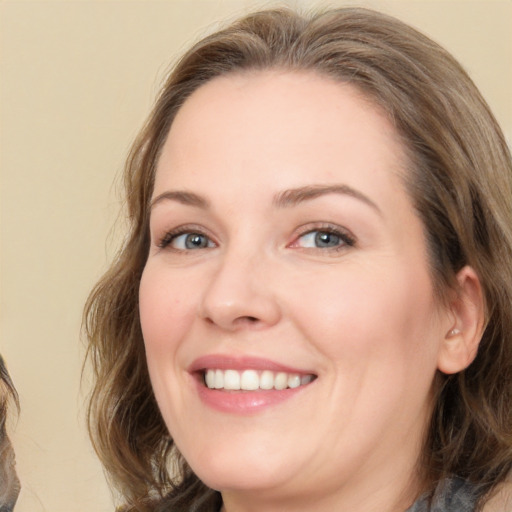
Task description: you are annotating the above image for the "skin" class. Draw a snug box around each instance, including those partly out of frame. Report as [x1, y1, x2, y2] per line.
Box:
[139, 70, 465, 512]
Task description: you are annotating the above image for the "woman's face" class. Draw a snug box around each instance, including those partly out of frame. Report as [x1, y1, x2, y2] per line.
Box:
[139, 71, 452, 509]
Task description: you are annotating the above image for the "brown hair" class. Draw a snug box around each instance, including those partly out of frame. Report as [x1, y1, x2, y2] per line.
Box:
[0, 356, 20, 511]
[84, 7, 512, 511]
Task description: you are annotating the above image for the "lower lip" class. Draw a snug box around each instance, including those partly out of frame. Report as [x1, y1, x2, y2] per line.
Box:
[194, 379, 310, 414]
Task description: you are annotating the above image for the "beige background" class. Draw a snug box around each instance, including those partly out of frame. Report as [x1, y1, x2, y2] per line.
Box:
[1, 1, 510, 511]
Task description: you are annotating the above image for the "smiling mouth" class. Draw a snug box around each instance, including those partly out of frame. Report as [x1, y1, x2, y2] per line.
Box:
[203, 369, 316, 391]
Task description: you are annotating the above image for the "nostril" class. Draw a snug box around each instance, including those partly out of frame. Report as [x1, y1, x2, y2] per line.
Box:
[203, 315, 259, 327]
[233, 315, 260, 326]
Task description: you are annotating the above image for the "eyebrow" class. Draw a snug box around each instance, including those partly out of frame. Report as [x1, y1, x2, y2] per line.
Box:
[150, 183, 381, 215]
[150, 190, 210, 210]
[273, 184, 382, 214]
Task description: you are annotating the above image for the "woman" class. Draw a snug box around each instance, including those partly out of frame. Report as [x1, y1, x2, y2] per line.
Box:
[0, 356, 20, 512]
[84, 7, 512, 512]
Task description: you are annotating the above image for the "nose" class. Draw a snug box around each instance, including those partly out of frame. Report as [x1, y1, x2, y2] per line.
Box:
[198, 251, 282, 331]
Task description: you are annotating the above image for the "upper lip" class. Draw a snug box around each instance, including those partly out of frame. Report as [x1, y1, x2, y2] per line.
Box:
[188, 354, 316, 375]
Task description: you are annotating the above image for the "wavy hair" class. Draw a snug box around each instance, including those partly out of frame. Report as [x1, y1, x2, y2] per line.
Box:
[0, 356, 20, 511]
[84, 7, 512, 511]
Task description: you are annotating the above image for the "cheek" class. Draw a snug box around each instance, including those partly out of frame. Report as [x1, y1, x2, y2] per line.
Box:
[138, 264, 201, 426]
[138, 264, 196, 358]
[287, 261, 441, 368]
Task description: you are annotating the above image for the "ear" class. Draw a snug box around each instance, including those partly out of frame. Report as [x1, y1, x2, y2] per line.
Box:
[437, 266, 486, 375]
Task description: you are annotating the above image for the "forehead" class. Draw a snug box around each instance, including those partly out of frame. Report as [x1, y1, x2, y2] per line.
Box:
[155, 70, 408, 203]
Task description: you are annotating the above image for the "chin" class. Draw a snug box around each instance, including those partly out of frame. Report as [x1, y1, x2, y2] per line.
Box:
[194, 461, 280, 493]
[183, 441, 294, 493]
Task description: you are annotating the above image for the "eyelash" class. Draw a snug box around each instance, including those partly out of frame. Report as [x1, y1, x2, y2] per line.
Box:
[157, 226, 215, 251]
[156, 223, 356, 252]
[291, 224, 356, 252]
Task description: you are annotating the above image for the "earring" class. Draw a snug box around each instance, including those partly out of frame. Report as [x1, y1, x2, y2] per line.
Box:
[448, 328, 461, 337]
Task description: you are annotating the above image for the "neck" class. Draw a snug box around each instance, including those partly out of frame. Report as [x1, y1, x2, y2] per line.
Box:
[220, 466, 422, 512]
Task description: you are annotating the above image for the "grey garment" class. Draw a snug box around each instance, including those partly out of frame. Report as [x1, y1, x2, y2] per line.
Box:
[406, 478, 478, 512]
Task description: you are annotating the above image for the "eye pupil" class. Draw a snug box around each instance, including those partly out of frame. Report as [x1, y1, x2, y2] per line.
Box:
[185, 234, 208, 249]
[315, 231, 340, 247]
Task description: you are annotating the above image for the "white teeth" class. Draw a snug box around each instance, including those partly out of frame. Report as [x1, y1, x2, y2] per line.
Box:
[288, 374, 301, 389]
[204, 369, 314, 391]
[240, 370, 259, 390]
[214, 369, 224, 389]
[205, 370, 216, 389]
[274, 372, 288, 390]
[224, 370, 240, 390]
[260, 370, 274, 390]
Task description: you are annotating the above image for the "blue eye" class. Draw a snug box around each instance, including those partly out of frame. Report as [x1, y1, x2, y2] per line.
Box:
[160, 231, 215, 250]
[296, 229, 354, 249]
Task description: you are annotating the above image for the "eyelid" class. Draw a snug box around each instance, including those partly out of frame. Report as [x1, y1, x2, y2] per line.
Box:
[153, 221, 356, 253]
[288, 222, 356, 250]
[156, 224, 217, 250]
